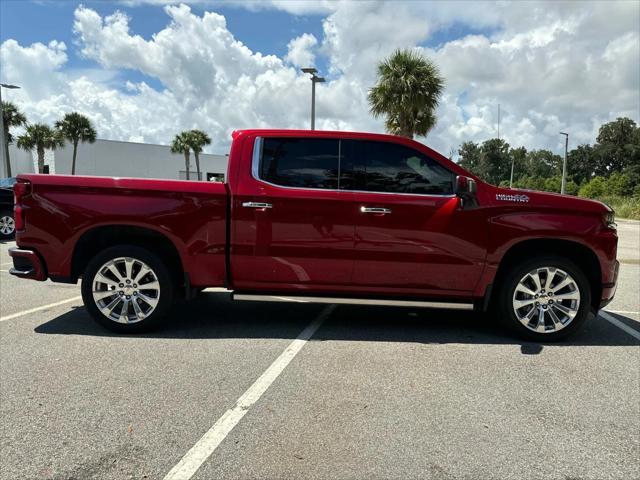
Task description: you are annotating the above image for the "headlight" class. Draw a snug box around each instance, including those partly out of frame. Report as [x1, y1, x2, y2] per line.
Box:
[604, 211, 617, 230]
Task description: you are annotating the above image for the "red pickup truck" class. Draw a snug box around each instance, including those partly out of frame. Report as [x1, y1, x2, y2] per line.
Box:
[9, 129, 618, 340]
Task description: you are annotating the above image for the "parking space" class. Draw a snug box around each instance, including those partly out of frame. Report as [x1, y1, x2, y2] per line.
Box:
[0, 222, 638, 479]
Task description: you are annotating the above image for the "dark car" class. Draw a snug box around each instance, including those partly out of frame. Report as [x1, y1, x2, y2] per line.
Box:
[0, 177, 16, 240]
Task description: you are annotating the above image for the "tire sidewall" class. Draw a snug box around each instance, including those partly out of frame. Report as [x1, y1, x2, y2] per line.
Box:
[497, 256, 592, 342]
[81, 245, 174, 333]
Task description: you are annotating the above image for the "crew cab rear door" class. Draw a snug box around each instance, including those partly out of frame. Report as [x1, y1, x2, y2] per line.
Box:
[347, 139, 487, 296]
[230, 135, 357, 291]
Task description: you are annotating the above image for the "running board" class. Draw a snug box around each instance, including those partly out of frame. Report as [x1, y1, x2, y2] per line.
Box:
[232, 294, 474, 310]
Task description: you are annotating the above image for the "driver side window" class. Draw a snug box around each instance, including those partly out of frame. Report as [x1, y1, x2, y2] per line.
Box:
[356, 140, 455, 195]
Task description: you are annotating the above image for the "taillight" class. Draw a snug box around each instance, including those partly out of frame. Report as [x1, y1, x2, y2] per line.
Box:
[13, 180, 31, 231]
[14, 205, 24, 231]
[13, 180, 31, 202]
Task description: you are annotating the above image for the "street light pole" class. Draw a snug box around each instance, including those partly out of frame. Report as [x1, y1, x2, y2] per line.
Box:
[311, 78, 316, 130]
[509, 155, 515, 188]
[559, 132, 568, 194]
[301, 68, 325, 130]
[0, 83, 22, 178]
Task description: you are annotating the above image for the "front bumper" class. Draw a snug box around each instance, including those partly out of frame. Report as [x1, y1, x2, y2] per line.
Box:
[8, 247, 47, 281]
[599, 259, 619, 309]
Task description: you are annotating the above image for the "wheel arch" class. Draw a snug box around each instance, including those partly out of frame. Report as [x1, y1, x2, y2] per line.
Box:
[71, 225, 185, 288]
[493, 238, 602, 310]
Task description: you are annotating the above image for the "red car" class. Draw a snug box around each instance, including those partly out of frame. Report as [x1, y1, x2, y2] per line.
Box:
[9, 130, 618, 340]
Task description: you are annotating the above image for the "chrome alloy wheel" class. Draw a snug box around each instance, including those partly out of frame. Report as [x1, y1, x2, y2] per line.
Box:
[0, 215, 15, 236]
[512, 267, 580, 334]
[92, 257, 160, 324]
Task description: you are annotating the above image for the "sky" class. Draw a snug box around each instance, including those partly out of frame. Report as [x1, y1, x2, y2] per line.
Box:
[1, 0, 638, 157]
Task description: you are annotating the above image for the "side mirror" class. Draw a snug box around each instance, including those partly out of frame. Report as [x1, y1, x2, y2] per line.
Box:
[454, 175, 478, 209]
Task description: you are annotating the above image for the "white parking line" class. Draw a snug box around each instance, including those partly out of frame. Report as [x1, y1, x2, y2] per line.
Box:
[599, 311, 640, 341]
[606, 309, 640, 316]
[163, 304, 336, 480]
[0, 296, 82, 322]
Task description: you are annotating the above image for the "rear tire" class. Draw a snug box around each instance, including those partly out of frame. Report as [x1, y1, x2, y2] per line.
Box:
[81, 245, 174, 333]
[0, 210, 15, 240]
[497, 256, 591, 341]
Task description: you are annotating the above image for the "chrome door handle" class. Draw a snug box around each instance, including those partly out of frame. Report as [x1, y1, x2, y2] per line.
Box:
[360, 206, 391, 214]
[242, 202, 272, 209]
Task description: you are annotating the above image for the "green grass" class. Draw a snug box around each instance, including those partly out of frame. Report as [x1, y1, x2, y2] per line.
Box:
[596, 195, 640, 220]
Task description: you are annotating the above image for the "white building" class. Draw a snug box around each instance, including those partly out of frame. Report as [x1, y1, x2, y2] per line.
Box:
[4, 139, 229, 181]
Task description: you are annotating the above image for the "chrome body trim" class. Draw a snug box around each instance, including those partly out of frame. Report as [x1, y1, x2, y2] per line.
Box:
[242, 202, 272, 209]
[250, 136, 457, 198]
[233, 293, 474, 310]
[361, 206, 392, 214]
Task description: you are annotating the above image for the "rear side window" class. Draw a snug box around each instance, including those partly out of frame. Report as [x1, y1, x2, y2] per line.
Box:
[358, 141, 455, 195]
[260, 138, 339, 189]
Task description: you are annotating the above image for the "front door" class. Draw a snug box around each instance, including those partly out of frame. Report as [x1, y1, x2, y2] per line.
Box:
[348, 139, 487, 297]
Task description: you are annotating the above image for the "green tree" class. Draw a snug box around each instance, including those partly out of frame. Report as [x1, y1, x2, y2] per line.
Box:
[565, 180, 579, 196]
[187, 129, 211, 181]
[2, 101, 27, 177]
[593, 117, 639, 175]
[368, 49, 444, 139]
[457, 141, 482, 175]
[509, 146, 528, 183]
[458, 138, 512, 185]
[55, 112, 97, 175]
[523, 149, 562, 178]
[578, 176, 607, 198]
[605, 172, 633, 196]
[567, 144, 596, 184]
[479, 138, 511, 185]
[543, 176, 562, 193]
[16, 123, 64, 174]
[171, 131, 192, 180]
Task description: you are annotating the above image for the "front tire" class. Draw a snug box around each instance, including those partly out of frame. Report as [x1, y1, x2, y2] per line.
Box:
[497, 256, 591, 341]
[81, 245, 174, 333]
[0, 210, 15, 240]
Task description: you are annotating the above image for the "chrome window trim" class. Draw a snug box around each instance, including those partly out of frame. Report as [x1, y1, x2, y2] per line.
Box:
[251, 136, 263, 180]
[250, 136, 456, 198]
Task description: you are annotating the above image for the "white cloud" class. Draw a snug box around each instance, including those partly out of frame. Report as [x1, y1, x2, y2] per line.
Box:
[1, 1, 638, 159]
[285, 33, 318, 68]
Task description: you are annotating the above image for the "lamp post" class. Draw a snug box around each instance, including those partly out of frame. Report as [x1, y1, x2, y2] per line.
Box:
[301, 68, 325, 130]
[559, 132, 568, 194]
[0, 83, 22, 178]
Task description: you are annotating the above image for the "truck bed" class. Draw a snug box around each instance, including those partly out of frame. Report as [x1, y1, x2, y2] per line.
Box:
[16, 174, 229, 287]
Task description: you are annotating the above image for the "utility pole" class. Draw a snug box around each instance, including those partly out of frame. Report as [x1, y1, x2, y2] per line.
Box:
[497, 103, 500, 140]
[301, 68, 325, 130]
[0, 83, 22, 178]
[559, 132, 568, 194]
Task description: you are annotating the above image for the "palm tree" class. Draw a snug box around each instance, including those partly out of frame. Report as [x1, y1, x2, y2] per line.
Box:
[16, 124, 64, 174]
[368, 49, 445, 139]
[187, 129, 212, 181]
[55, 112, 97, 175]
[2, 101, 27, 177]
[171, 131, 192, 180]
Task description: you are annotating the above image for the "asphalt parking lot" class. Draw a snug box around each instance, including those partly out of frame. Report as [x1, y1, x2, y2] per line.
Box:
[1, 221, 638, 480]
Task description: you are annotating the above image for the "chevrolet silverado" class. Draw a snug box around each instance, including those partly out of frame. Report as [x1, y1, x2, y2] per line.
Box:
[9, 130, 619, 340]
